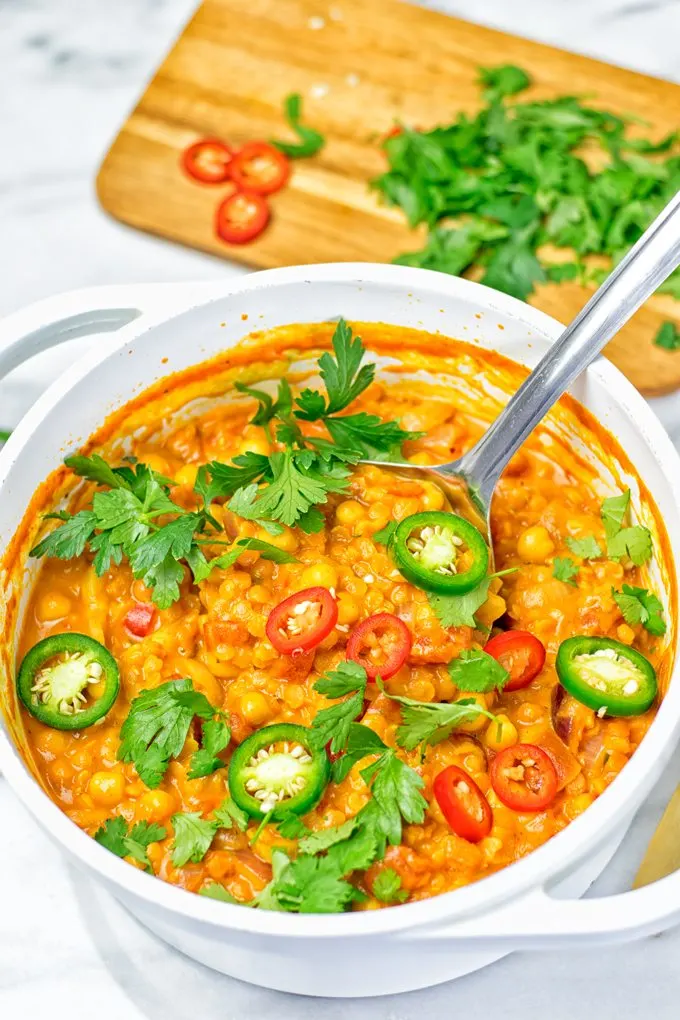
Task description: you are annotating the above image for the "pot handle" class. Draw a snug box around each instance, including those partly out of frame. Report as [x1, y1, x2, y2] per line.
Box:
[0, 282, 226, 384]
[404, 871, 680, 948]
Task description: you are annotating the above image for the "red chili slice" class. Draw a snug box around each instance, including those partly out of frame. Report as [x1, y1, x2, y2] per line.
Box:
[229, 141, 290, 195]
[266, 587, 338, 655]
[346, 613, 412, 680]
[124, 603, 157, 638]
[182, 139, 234, 184]
[484, 630, 546, 692]
[490, 743, 558, 812]
[433, 765, 492, 843]
[215, 191, 270, 245]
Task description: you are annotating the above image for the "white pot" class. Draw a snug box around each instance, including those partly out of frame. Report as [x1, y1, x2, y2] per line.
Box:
[0, 265, 679, 999]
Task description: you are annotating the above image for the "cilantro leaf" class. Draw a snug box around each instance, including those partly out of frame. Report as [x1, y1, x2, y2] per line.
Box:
[601, 490, 631, 539]
[118, 679, 217, 788]
[235, 379, 293, 427]
[295, 319, 374, 419]
[65, 453, 130, 490]
[272, 92, 326, 158]
[212, 797, 250, 832]
[324, 413, 420, 460]
[188, 719, 231, 779]
[199, 884, 241, 903]
[276, 814, 310, 840]
[171, 812, 218, 867]
[255, 850, 362, 914]
[30, 510, 97, 560]
[254, 449, 330, 527]
[566, 535, 603, 559]
[653, 321, 680, 352]
[311, 663, 369, 754]
[372, 520, 398, 546]
[372, 868, 408, 904]
[205, 453, 271, 499]
[331, 723, 389, 783]
[479, 64, 531, 101]
[227, 484, 283, 535]
[607, 526, 653, 566]
[427, 568, 516, 629]
[298, 818, 359, 854]
[360, 751, 427, 845]
[553, 557, 579, 586]
[94, 817, 166, 873]
[447, 648, 510, 692]
[380, 686, 497, 752]
[94, 816, 128, 857]
[612, 584, 666, 636]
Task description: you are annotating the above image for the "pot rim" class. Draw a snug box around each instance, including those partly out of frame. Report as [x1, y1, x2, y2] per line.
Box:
[1, 262, 679, 940]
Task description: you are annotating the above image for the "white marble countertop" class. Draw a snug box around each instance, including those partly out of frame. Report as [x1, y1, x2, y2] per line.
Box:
[2, 0, 680, 1016]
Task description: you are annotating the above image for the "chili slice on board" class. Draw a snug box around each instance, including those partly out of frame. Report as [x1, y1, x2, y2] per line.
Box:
[490, 743, 558, 812]
[182, 139, 234, 184]
[484, 630, 546, 692]
[17, 633, 120, 730]
[228, 723, 330, 820]
[230, 141, 290, 195]
[124, 603, 157, 638]
[215, 191, 270, 245]
[266, 587, 338, 655]
[346, 613, 412, 680]
[433, 765, 492, 842]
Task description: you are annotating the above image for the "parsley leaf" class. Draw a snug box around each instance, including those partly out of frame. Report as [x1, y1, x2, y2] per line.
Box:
[379, 686, 497, 752]
[272, 92, 326, 158]
[311, 663, 368, 755]
[324, 413, 419, 460]
[360, 751, 427, 846]
[447, 648, 509, 692]
[566, 535, 603, 559]
[226, 484, 283, 535]
[653, 321, 680, 351]
[30, 510, 97, 561]
[118, 679, 218, 788]
[94, 817, 166, 873]
[601, 490, 631, 539]
[314, 319, 375, 416]
[298, 818, 359, 854]
[479, 64, 531, 101]
[188, 719, 231, 779]
[553, 557, 579, 586]
[612, 584, 666, 636]
[372, 868, 408, 904]
[171, 812, 218, 866]
[254, 449, 331, 528]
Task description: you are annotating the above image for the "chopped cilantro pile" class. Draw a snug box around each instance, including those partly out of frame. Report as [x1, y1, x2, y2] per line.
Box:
[373, 64, 680, 309]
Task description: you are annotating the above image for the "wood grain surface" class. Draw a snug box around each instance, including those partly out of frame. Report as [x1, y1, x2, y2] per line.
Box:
[97, 0, 680, 394]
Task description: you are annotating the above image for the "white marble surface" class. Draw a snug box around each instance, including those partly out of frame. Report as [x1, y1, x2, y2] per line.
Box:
[2, 0, 680, 1016]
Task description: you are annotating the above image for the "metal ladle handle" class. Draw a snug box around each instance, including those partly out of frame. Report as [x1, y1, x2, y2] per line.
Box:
[459, 189, 680, 505]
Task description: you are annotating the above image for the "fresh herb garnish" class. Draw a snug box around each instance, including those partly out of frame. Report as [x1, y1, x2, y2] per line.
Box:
[372, 520, 398, 546]
[170, 812, 219, 867]
[653, 321, 680, 351]
[427, 568, 517, 629]
[212, 796, 250, 832]
[310, 661, 369, 755]
[188, 719, 231, 779]
[372, 868, 408, 904]
[600, 489, 653, 565]
[118, 679, 221, 788]
[199, 884, 241, 903]
[94, 817, 166, 873]
[272, 92, 326, 159]
[378, 683, 498, 753]
[447, 648, 509, 693]
[553, 557, 579, 586]
[372, 64, 680, 321]
[612, 584, 666, 636]
[566, 535, 603, 559]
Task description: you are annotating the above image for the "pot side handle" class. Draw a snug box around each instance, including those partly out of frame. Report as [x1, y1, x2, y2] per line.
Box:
[0, 282, 226, 384]
[403, 872, 680, 948]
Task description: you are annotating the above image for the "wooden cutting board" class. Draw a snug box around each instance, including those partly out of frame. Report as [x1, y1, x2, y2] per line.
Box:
[97, 0, 680, 395]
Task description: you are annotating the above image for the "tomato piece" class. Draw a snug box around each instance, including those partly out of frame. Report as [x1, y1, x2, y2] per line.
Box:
[214, 191, 270, 244]
[484, 630, 546, 692]
[124, 603, 157, 638]
[182, 139, 234, 184]
[229, 142, 290, 195]
[433, 765, 492, 843]
[346, 613, 412, 680]
[490, 743, 558, 812]
[266, 587, 338, 655]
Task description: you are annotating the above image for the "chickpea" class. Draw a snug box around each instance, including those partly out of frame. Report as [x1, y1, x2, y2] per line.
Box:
[483, 714, 518, 752]
[337, 592, 360, 625]
[420, 482, 446, 511]
[455, 693, 491, 734]
[336, 500, 365, 527]
[88, 771, 125, 807]
[35, 591, 72, 623]
[239, 691, 273, 726]
[260, 527, 298, 554]
[300, 561, 339, 590]
[143, 453, 170, 475]
[237, 427, 270, 458]
[616, 623, 636, 645]
[517, 525, 555, 563]
[175, 464, 198, 487]
[139, 788, 177, 822]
